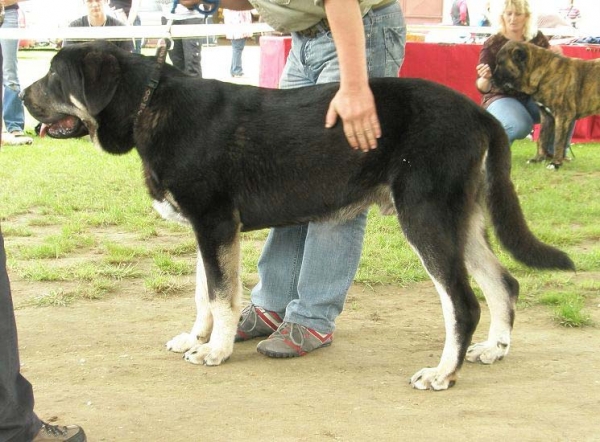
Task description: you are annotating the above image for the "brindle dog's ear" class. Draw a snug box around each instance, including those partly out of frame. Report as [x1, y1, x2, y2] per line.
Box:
[81, 51, 121, 115]
[512, 46, 528, 64]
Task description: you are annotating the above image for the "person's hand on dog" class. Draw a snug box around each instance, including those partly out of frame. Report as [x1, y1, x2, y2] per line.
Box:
[325, 85, 381, 152]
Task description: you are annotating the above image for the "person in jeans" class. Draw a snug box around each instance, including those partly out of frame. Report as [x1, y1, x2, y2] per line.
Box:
[0, 43, 87, 442]
[476, 0, 572, 157]
[158, 0, 203, 77]
[109, 0, 142, 53]
[181, 0, 406, 358]
[223, 9, 252, 78]
[0, 0, 29, 140]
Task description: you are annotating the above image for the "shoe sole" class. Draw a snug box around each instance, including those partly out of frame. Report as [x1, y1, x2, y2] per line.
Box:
[256, 342, 332, 358]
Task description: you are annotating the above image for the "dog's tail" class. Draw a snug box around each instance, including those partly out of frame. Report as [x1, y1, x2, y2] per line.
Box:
[484, 118, 575, 271]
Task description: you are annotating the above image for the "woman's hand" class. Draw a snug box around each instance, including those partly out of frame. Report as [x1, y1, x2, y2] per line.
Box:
[476, 63, 492, 79]
[476, 63, 493, 93]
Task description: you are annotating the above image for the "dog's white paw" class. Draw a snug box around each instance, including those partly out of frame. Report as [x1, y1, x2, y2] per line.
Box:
[183, 343, 232, 366]
[166, 332, 201, 353]
[410, 367, 457, 391]
[466, 340, 509, 364]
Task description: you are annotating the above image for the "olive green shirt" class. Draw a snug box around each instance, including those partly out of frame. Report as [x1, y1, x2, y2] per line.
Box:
[248, 0, 386, 32]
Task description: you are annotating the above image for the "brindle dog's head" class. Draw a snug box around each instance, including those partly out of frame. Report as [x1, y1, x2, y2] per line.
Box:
[22, 41, 122, 142]
[493, 41, 532, 93]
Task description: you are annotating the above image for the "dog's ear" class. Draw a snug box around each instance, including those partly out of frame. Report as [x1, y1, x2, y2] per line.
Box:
[512, 45, 528, 64]
[81, 51, 121, 115]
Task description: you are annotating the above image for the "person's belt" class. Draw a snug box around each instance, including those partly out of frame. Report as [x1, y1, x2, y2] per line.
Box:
[295, 0, 397, 38]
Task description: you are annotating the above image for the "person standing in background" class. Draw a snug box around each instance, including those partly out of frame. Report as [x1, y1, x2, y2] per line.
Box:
[451, 0, 470, 25]
[223, 9, 252, 78]
[559, 0, 581, 28]
[157, 0, 203, 77]
[109, 0, 142, 53]
[0, 0, 32, 144]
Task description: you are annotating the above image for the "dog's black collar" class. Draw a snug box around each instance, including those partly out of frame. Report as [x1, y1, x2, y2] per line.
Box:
[134, 44, 169, 128]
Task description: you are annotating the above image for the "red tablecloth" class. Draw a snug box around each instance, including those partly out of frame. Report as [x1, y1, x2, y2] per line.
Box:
[258, 37, 600, 143]
[399, 41, 600, 143]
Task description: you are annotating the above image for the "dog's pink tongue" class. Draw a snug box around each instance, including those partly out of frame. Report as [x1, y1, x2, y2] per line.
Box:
[39, 123, 49, 138]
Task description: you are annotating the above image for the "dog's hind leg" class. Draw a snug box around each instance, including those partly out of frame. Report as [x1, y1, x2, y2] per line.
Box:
[400, 196, 481, 390]
[463, 204, 519, 364]
[547, 115, 575, 170]
[529, 107, 554, 164]
[166, 248, 213, 353]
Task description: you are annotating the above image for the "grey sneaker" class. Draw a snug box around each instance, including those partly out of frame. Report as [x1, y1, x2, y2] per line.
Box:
[33, 422, 86, 442]
[235, 304, 283, 342]
[256, 322, 333, 358]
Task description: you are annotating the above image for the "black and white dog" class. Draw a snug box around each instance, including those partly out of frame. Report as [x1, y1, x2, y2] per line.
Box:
[22, 41, 574, 390]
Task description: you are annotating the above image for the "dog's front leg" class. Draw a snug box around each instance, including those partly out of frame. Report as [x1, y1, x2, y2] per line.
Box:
[182, 235, 242, 366]
[166, 248, 213, 353]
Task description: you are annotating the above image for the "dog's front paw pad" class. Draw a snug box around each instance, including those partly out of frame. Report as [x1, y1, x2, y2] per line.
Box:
[466, 341, 509, 364]
[410, 368, 456, 391]
[166, 333, 199, 353]
[183, 344, 231, 366]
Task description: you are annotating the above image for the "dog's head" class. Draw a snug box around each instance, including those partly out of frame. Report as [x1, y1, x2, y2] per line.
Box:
[493, 41, 531, 93]
[22, 41, 133, 152]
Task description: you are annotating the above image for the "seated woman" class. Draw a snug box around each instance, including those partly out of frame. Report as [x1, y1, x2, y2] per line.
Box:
[475, 0, 573, 158]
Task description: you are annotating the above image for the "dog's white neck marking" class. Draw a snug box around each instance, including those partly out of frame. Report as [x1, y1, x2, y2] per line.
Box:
[70, 94, 103, 152]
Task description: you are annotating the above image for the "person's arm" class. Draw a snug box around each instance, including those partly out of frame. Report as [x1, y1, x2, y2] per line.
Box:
[128, 0, 142, 24]
[475, 64, 492, 93]
[475, 39, 494, 93]
[180, 0, 253, 10]
[323, 0, 379, 152]
[460, 1, 468, 25]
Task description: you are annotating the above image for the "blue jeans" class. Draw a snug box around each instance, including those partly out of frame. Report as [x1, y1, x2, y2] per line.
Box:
[486, 96, 541, 143]
[0, 9, 26, 133]
[0, 227, 42, 442]
[132, 15, 142, 54]
[230, 38, 246, 76]
[251, 3, 406, 333]
[487, 96, 575, 155]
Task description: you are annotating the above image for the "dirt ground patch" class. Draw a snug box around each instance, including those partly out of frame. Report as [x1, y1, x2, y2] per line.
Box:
[11, 276, 600, 442]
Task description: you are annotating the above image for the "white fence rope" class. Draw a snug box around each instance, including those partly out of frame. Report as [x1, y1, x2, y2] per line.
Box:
[0, 24, 580, 41]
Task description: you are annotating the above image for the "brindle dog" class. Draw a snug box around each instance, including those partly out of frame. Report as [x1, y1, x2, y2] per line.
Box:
[22, 41, 574, 390]
[494, 41, 600, 169]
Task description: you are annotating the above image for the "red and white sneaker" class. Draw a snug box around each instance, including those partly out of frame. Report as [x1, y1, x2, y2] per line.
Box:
[257, 322, 333, 358]
[235, 304, 283, 342]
